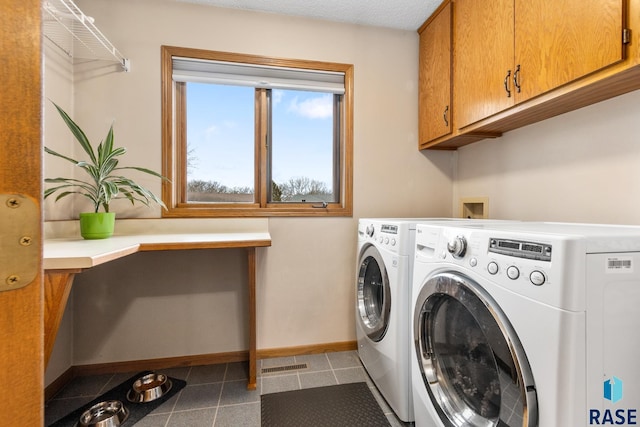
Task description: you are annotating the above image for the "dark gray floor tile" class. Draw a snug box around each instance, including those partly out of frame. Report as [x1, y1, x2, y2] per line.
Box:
[134, 412, 171, 427]
[299, 370, 338, 389]
[188, 363, 226, 384]
[214, 402, 260, 427]
[101, 371, 138, 393]
[219, 379, 261, 405]
[173, 382, 222, 411]
[167, 408, 217, 427]
[334, 366, 369, 384]
[224, 361, 249, 381]
[294, 353, 331, 372]
[260, 373, 300, 394]
[149, 389, 181, 415]
[326, 350, 361, 369]
[260, 356, 295, 370]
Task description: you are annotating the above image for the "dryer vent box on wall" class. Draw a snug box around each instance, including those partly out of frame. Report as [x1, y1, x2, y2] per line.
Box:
[459, 197, 488, 219]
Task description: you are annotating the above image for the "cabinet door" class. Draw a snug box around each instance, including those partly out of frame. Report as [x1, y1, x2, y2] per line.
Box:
[454, 0, 515, 129]
[419, 2, 452, 144]
[515, 0, 624, 101]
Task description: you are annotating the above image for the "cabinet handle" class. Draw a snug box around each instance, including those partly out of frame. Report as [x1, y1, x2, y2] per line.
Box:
[443, 105, 449, 127]
[513, 64, 521, 93]
[504, 70, 512, 98]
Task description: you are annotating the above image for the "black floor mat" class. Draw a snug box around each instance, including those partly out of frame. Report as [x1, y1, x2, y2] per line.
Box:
[49, 371, 186, 427]
[261, 382, 390, 427]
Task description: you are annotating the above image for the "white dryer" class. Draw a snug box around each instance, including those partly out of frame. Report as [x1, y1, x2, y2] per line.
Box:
[356, 218, 460, 422]
[411, 221, 640, 427]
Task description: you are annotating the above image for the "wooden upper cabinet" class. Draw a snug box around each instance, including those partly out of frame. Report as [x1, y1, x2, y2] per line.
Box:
[454, 0, 625, 130]
[454, 0, 515, 129]
[419, 1, 453, 146]
[515, 0, 624, 101]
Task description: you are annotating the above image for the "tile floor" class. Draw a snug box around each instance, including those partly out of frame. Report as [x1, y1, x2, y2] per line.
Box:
[45, 351, 413, 426]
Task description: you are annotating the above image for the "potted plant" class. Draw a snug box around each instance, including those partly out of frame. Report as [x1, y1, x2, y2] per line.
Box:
[44, 102, 166, 239]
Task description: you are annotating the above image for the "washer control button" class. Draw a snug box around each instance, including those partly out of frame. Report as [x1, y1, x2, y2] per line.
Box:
[469, 257, 478, 267]
[384, 237, 389, 244]
[390, 238, 396, 246]
[507, 266, 520, 280]
[379, 237, 383, 243]
[487, 262, 499, 275]
[530, 270, 546, 286]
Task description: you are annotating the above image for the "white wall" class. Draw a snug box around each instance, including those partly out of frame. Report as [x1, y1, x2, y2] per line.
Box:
[43, 41, 75, 385]
[44, 0, 453, 374]
[454, 89, 640, 224]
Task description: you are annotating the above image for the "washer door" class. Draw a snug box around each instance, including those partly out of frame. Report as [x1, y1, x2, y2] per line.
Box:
[414, 272, 538, 427]
[357, 245, 391, 342]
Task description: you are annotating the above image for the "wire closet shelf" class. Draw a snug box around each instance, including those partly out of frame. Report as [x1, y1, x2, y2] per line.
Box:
[43, 0, 130, 72]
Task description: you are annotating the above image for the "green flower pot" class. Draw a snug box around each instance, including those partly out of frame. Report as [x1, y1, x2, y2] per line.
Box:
[79, 212, 116, 239]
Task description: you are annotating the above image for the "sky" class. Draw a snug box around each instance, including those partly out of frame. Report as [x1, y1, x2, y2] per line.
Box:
[186, 83, 334, 190]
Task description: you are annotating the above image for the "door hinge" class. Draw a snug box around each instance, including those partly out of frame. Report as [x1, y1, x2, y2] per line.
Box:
[0, 194, 39, 292]
[623, 28, 631, 45]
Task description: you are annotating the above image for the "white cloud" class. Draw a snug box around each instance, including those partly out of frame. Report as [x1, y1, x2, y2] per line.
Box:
[205, 124, 218, 136]
[272, 89, 284, 106]
[288, 94, 333, 119]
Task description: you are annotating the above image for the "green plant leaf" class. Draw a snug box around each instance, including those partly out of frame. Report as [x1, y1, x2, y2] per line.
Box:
[52, 102, 97, 165]
[45, 101, 168, 213]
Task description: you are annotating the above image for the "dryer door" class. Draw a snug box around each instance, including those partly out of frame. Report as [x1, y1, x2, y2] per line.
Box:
[414, 272, 538, 427]
[357, 245, 391, 342]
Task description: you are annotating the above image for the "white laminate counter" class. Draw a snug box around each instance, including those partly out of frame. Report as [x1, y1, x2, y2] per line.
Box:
[44, 218, 271, 269]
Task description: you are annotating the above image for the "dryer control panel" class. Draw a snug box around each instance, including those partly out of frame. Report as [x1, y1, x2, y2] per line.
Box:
[415, 222, 595, 313]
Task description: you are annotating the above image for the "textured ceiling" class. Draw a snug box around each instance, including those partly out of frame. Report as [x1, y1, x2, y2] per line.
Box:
[174, 0, 443, 31]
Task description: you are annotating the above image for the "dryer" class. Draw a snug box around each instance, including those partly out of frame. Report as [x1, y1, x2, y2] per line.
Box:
[411, 221, 640, 426]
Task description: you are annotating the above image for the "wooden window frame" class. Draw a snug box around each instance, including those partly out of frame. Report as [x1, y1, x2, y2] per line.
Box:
[161, 45, 353, 217]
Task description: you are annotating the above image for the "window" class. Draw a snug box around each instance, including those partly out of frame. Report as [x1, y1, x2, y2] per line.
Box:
[161, 46, 353, 217]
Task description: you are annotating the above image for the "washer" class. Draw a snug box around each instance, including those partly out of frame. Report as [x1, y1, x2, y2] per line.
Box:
[356, 218, 445, 422]
[356, 218, 480, 422]
[411, 221, 640, 426]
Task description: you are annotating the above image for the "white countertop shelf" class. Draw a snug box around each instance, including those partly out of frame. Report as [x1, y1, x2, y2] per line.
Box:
[44, 218, 272, 270]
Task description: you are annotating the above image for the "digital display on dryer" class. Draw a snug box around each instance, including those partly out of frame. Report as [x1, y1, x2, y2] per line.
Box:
[489, 238, 552, 261]
[380, 225, 398, 234]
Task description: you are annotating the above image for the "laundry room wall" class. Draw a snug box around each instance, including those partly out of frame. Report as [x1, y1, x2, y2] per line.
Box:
[453, 89, 640, 225]
[43, 37, 75, 385]
[44, 0, 453, 379]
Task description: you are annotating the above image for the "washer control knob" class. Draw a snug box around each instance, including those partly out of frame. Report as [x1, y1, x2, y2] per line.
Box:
[530, 270, 546, 286]
[447, 235, 467, 258]
[487, 262, 499, 275]
[507, 266, 520, 280]
[366, 225, 374, 237]
[469, 257, 478, 267]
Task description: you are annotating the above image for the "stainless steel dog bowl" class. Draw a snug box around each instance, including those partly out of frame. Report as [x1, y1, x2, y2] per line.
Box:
[126, 372, 172, 403]
[78, 400, 129, 427]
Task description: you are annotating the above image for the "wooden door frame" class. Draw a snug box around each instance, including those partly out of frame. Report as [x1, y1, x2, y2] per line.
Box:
[0, 0, 44, 424]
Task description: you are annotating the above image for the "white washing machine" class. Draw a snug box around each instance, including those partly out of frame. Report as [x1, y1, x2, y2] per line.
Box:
[411, 221, 640, 426]
[356, 218, 446, 422]
[356, 218, 482, 422]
